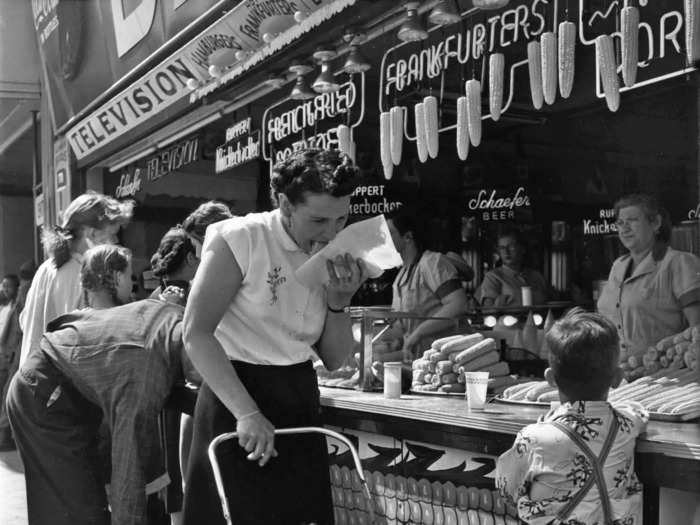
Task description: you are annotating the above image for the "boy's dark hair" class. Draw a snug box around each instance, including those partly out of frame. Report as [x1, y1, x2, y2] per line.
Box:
[19, 261, 36, 281]
[181, 201, 233, 240]
[151, 228, 195, 278]
[269, 149, 360, 207]
[545, 308, 620, 399]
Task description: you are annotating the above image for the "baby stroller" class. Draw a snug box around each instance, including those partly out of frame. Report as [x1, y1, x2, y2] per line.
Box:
[209, 426, 376, 525]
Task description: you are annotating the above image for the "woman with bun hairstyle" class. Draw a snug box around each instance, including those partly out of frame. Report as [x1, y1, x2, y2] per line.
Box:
[19, 191, 133, 365]
[150, 227, 200, 302]
[182, 149, 367, 525]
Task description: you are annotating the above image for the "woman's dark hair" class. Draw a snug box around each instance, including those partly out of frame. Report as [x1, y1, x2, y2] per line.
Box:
[269, 149, 360, 207]
[181, 201, 233, 240]
[81, 244, 131, 306]
[19, 261, 36, 281]
[386, 205, 431, 252]
[42, 191, 134, 269]
[496, 226, 525, 249]
[614, 193, 672, 243]
[151, 228, 195, 278]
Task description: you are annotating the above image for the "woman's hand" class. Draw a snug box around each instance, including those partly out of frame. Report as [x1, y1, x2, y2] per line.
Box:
[159, 285, 187, 306]
[236, 411, 278, 467]
[326, 253, 368, 309]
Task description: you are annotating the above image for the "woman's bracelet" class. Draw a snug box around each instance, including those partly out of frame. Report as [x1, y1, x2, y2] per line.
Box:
[237, 409, 260, 421]
[327, 304, 348, 313]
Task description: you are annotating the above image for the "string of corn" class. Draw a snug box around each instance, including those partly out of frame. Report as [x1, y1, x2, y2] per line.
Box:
[423, 96, 439, 159]
[621, 6, 640, 88]
[379, 111, 393, 179]
[527, 40, 544, 109]
[489, 53, 505, 121]
[456, 96, 470, 161]
[465, 79, 482, 147]
[389, 106, 404, 166]
[540, 32, 558, 105]
[558, 21, 576, 99]
[596, 34, 620, 112]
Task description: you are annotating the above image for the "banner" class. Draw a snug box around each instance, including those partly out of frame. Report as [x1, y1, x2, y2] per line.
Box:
[62, 0, 339, 160]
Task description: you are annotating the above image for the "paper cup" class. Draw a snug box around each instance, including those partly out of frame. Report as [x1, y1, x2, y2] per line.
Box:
[464, 371, 489, 410]
[521, 286, 533, 306]
[383, 362, 403, 399]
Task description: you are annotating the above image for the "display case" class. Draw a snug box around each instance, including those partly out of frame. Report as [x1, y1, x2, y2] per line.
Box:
[315, 306, 464, 392]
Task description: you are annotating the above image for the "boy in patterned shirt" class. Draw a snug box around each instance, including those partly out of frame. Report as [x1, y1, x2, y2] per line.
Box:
[496, 309, 648, 525]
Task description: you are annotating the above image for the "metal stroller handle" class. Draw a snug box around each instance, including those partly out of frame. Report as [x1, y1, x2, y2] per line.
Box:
[208, 426, 375, 525]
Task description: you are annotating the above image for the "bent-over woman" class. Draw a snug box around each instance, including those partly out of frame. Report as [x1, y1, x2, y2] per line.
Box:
[182, 149, 367, 525]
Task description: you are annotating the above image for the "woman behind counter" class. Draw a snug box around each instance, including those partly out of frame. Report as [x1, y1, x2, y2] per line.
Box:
[597, 193, 700, 362]
[385, 206, 470, 358]
[476, 228, 548, 307]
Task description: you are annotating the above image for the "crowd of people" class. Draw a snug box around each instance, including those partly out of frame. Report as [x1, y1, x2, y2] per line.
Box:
[0, 147, 692, 525]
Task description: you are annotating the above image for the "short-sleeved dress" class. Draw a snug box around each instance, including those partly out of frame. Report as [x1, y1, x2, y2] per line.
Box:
[182, 210, 334, 525]
[476, 265, 548, 306]
[391, 250, 464, 343]
[597, 245, 700, 360]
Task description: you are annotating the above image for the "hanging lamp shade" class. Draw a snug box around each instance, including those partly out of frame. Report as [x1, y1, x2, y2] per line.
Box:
[343, 46, 371, 74]
[312, 64, 341, 93]
[289, 76, 316, 100]
[263, 73, 287, 89]
[397, 3, 428, 42]
[473, 0, 510, 9]
[428, 0, 461, 26]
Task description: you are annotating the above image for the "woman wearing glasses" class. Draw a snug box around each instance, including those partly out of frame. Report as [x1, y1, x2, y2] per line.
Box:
[597, 193, 700, 364]
[476, 227, 548, 308]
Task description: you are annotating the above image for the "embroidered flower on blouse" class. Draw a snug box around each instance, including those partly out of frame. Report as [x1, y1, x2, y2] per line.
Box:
[266, 267, 286, 305]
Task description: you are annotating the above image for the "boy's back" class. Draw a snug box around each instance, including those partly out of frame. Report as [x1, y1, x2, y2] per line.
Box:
[496, 399, 648, 524]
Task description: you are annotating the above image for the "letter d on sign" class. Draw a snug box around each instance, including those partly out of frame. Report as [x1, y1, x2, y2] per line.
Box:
[111, 0, 156, 57]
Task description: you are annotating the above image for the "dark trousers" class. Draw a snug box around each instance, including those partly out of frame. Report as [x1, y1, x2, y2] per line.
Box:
[182, 360, 334, 525]
[0, 349, 19, 441]
[6, 365, 108, 525]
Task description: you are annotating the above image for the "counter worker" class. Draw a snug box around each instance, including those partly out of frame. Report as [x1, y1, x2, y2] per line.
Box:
[384, 205, 471, 360]
[181, 149, 367, 525]
[476, 227, 548, 307]
[597, 193, 700, 364]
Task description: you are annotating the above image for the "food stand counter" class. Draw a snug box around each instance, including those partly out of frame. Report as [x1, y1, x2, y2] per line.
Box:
[319, 387, 700, 525]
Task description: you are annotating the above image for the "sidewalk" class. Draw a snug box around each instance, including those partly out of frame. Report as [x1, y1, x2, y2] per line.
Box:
[0, 449, 27, 525]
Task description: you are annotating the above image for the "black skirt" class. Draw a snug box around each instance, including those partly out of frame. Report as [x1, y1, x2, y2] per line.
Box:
[182, 360, 333, 525]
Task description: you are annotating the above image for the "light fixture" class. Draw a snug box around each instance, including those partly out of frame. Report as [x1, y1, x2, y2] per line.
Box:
[343, 46, 371, 74]
[294, 10, 308, 23]
[428, 0, 461, 26]
[287, 60, 314, 77]
[289, 76, 316, 100]
[342, 30, 370, 74]
[109, 147, 157, 173]
[473, 0, 510, 9]
[186, 78, 200, 90]
[397, 2, 428, 42]
[235, 50, 252, 62]
[262, 73, 287, 90]
[209, 48, 237, 68]
[208, 64, 223, 78]
[312, 48, 340, 93]
[262, 32, 276, 44]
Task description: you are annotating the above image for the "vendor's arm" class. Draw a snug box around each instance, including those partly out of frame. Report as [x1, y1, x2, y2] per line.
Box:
[183, 234, 276, 465]
[317, 254, 367, 370]
[403, 289, 469, 356]
[477, 270, 510, 307]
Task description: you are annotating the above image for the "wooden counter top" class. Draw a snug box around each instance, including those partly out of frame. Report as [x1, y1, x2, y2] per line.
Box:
[319, 387, 700, 461]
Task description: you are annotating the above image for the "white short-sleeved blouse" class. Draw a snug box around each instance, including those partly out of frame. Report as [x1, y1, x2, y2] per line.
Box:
[597, 245, 700, 359]
[203, 210, 327, 365]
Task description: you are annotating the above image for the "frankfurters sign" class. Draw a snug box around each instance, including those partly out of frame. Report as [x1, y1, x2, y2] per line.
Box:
[378, 0, 694, 134]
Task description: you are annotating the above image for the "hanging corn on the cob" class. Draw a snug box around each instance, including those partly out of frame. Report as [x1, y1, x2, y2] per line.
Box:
[621, 6, 640, 88]
[456, 96, 470, 161]
[414, 102, 429, 163]
[686, 0, 697, 65]
[337, 124, 352, 158]
[465, 79, 482, 147]
[527, 40, 544, 109]
[423, 96, 439, 159]
[540, 32, 558, 105]
[596, 34, 620, 112]
[558, 21, 576, 98]
[379, 111, 393, 180]
[489, 53, 505, 121]
[389, 106, 404, 166]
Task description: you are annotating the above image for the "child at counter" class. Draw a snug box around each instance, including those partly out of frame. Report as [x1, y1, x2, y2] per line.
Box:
[495, 308, 648, 524]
